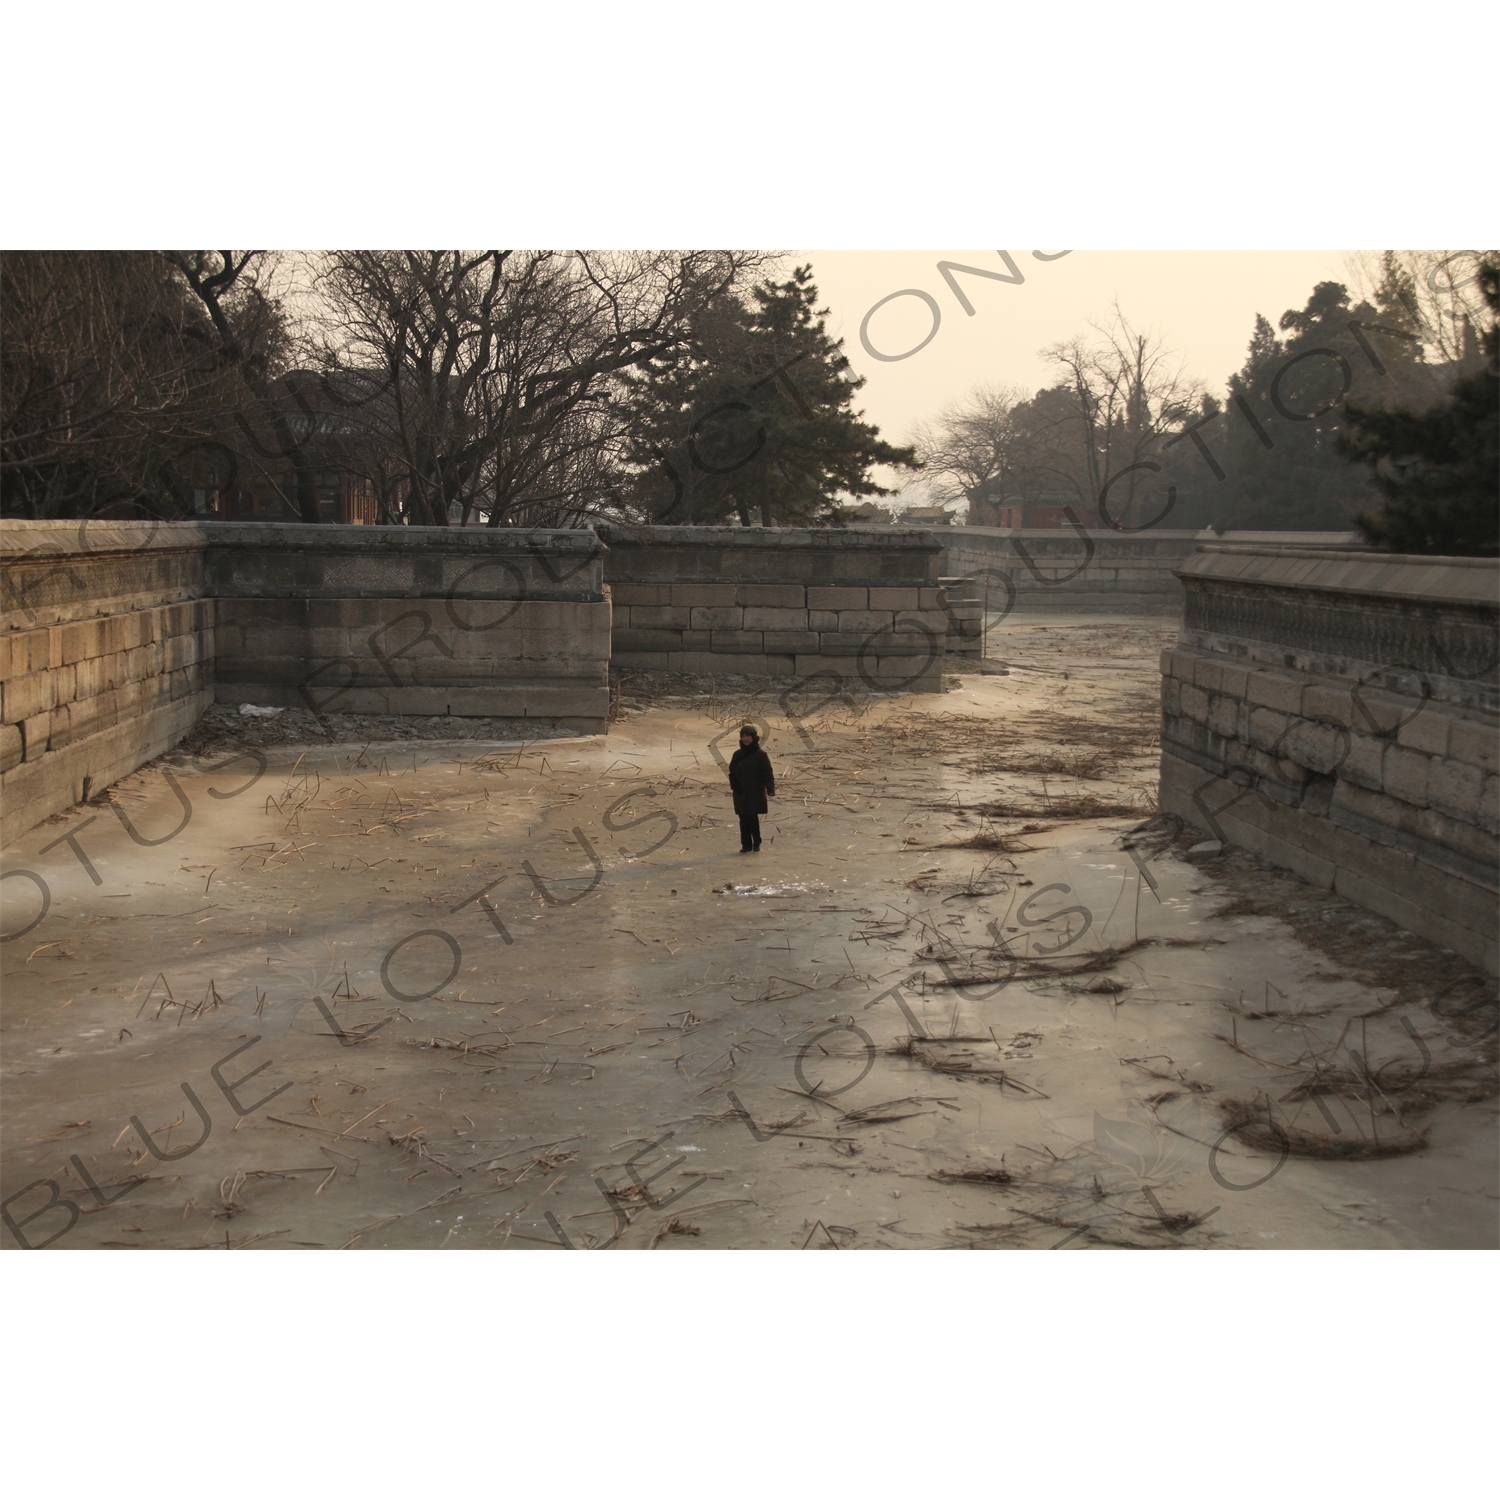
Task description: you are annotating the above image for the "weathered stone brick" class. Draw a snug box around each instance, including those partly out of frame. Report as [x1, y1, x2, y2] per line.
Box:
[72, 656, 109, 701]
[99, 615, 134, 655]
[614, 628, 680, 652]
[611, 583, 671, 606]
[12, 630, 50, 675]
[791, 654, 846, 680]
[868, 587, 920, 610]
[671, 584, 738, 608]
[57, 621, 97, 666]
[1246, 670, 1304, 715]
[817, 634, 865, 656]
[377, 686, 451, 715]
[1396, 707, 1450, 757]
[3, 670, 55, 724]
[131, 609, 158, 649]
[808, 610, 838, 631]
[1194, 658, 1224, 693]
[629, 605, 691, 630]
[1382, 744, 1430, 807]
[1217, 662, 1250, 699]
[710, 630, 766, 653]
[46, 662, 76, 707]
[21, 712, 51, 759]
[610, 650, 670, 672]
[690, 606, 743, 630]
[894, 609, 949, 633]
[57, 692, 114, 747]
[841, 631, 913, 655]
[0, 721, 21, 774]
[742, 607, 808, 630]
[1283, 717, 1348, 775]
[1349, 684, 1419, 739]
[1480, 775, 1500, 837]
[762, 631, 821, 654]
[1302, 683, 1353, 726]
[1270, 756, 1311, 791]
[1168, 648, 1200, 682]
[1427, 756, 1485, 824]
[1247, 705, 1289, 753]
[1448, 718, 1499, 774]
[104, 642, 139, 683]
[1180, 684, 1210, 724]
[806, 587, 867, 610]
[732, 584, 803, 608]
[1207, 693, 1240, 738]
[833, 610, 893, 635]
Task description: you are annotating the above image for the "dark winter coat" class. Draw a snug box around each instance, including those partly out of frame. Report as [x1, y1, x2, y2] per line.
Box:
[728, 744, 776, 816]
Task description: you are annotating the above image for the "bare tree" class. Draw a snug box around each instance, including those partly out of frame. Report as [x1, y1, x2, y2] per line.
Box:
[311, 250, 764, 527]
[1348, 249, 1497, 370]
[1, 252, 231, 518]
[1042, 308, 1203, 528]
[911, 383, 1029, 515]
[163, 251, 324, 522]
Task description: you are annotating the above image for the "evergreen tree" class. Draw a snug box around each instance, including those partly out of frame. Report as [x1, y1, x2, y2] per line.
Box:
[617, 266, 917, 526]
[1340, 258, 1499, 556]
[1214, 284, 1390, 530]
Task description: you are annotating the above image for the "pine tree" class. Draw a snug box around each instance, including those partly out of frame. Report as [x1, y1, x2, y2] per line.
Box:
[1341, 259, 1499, 556]
[617, 266, 917, 526]
[1216, 285, 1389, 531]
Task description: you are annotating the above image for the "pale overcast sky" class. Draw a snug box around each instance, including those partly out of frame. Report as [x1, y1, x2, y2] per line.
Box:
[793, 250, 1362, 458]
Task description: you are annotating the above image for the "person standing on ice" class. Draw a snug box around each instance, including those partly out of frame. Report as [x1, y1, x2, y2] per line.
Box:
[728, 725, 775, 853]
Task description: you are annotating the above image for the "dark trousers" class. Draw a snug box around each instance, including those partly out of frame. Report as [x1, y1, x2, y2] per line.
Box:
[739, 814, 761, 850]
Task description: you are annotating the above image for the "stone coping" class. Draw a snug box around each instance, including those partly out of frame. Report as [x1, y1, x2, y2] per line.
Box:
[207, 523, 602, 557]
[0, 519, 213, 558]
[942, 528, 1362, 545]
[0, 520, 603, 560]
[1179, 545, 1500, 609]
[1211, 531, 1363, 547]
[594, 523, 941, 553]
[948, 534, 1206, 546]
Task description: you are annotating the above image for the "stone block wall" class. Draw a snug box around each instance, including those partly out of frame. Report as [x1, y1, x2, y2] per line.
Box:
[3, 520, 959, 846]
[940, 577, 984, 660]
[937, 527, 1202, 611]
[597, 524, 947, 687]
[931, 527, 1362, 612]
[1, 522, 613, 844]
[1159, 544, 1500, 974]
[1, 521, 214, 845]
[206, 525, 611, 732]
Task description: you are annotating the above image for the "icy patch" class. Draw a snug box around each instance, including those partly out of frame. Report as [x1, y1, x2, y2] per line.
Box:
[239, 703, 286, 717]
[713, 881, 830, 897]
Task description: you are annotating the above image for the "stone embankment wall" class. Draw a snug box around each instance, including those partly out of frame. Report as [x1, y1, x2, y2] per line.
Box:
[598, 525, 947, 688]
[931, 527, 1361, 612]
[940, 577, 985, 660]
[1, 522, 612, 842]
[208, 524, 610, 732]
[1, 521, 214, 846]
[3, 521, 950, 843]
[1159, 544, 1500, 974]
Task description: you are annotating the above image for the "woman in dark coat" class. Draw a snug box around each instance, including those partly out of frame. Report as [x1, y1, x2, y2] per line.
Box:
[728, 725, 775, 852]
